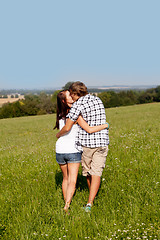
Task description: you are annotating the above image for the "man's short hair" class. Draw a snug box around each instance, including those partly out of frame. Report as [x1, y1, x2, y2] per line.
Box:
[69, 81, 88, 97]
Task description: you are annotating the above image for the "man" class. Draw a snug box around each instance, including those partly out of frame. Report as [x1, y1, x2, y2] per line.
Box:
[56, 81, 109, 212]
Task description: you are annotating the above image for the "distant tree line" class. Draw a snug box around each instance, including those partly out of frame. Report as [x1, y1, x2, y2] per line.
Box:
[0, 89, 57, 96]
[0, 94, 19, 98]
[0, 95, 8, 98]
[97, 86, 160, 108]
[0, 85, 160, 119]
[0, 91, 59, 119]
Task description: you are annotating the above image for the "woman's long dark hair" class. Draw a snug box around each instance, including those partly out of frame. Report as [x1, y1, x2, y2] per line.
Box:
[54, 90, 71, 129]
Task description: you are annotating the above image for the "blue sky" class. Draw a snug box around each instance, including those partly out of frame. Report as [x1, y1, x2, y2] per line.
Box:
[0, 0, 160, 89]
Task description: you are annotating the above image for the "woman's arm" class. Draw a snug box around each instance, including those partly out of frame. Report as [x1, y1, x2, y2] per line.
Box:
[56, 118, 74, 138]
[77, 116, 109, 134]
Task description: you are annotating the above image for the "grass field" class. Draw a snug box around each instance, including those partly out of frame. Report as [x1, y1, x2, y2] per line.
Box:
[0, 103, 160, 239]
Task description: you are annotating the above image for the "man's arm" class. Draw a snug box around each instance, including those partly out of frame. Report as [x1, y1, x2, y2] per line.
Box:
[56, 118, 75, 138]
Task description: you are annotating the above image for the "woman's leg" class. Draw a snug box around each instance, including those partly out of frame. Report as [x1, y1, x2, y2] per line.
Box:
[59, 164, 68, 201]
[86, 175, 91, 190]
[64, 162, 80, 211]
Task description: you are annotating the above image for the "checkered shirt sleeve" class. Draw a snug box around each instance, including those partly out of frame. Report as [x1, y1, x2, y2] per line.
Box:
[67, 101, 82, 122]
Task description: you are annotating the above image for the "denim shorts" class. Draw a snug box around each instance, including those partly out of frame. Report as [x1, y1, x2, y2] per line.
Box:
[56, 152, 82, 165]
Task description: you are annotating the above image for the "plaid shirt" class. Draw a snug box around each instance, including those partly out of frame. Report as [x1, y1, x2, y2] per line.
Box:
[67, 94, 109, 150]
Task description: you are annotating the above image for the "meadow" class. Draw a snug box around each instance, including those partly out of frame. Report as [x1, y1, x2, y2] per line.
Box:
[0, 103, 160, 239]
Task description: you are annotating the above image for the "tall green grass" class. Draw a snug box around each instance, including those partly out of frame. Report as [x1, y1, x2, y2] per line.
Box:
[0, 103, 160, 239]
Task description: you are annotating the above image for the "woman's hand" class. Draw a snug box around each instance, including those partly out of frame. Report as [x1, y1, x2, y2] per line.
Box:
[105, 123, 109, 130]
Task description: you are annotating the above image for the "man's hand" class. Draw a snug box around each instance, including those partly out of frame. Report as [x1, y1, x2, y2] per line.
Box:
[56, 118, 75, 138]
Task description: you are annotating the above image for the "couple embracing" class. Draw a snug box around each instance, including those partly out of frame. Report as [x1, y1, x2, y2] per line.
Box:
[55, 81, 109, 213]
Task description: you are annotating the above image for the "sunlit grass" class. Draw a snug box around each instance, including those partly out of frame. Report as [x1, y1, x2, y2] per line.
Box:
[0, 103, 160, 239]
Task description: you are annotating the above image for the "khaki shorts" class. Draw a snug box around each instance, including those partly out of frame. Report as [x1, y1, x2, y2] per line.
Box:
[81, 146, 108, 177]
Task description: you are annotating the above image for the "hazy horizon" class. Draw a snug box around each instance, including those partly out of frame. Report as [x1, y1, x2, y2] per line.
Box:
[0, 84, 158, 92]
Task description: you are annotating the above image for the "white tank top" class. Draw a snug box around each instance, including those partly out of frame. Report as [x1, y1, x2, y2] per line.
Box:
[56, 119, 80, 153]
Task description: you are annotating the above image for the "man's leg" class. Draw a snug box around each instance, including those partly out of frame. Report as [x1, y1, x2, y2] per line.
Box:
[81, 146, 93, 189]
[86, 175, 91, 190]
[85, 146, 108, 209]
[87, 175, 101, 204]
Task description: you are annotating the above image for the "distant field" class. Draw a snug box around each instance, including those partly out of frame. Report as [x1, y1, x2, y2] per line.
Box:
[0, 95, 24, 107]
[0, 103, 160, 239]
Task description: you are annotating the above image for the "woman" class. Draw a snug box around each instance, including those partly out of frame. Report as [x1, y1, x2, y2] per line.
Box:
[54, 90, 109, 212]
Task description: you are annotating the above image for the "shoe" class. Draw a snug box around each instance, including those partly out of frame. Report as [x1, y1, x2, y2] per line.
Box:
[83, 204, 92, 213]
